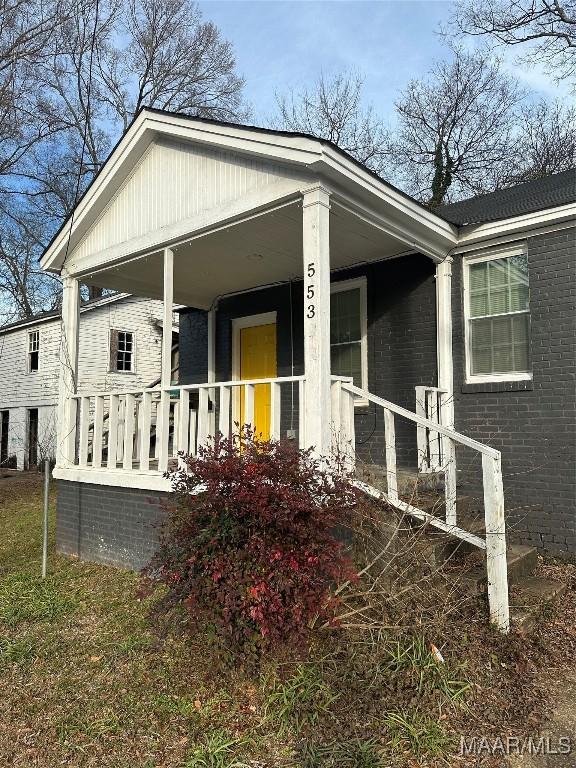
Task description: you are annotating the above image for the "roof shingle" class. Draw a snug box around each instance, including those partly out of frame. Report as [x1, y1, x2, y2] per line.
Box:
[435, 169, 576, 226]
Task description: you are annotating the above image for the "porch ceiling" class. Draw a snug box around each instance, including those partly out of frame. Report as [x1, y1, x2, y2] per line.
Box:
[85, 201, 414, 309]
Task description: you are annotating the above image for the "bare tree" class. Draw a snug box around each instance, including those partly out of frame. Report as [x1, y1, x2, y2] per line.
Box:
[390, 49, 522, 206]
[0, 0, 69, 187]
[0, 212, 61, 324]
[274, 70, 391, 175]
[110, 0, 249, 129]
[0, 0, 249, 323]
[509, 99, 576, 182]
[450, 0, 576, 86]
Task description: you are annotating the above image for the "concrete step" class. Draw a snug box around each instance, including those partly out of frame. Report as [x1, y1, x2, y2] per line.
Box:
[453, 544, 539, 596]
[510, 576, 568, 632]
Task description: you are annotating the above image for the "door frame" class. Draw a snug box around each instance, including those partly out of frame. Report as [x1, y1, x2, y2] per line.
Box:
[0, 410, 9, 466]
[27, 407, 39, 469]
[231, 311, 278, 429]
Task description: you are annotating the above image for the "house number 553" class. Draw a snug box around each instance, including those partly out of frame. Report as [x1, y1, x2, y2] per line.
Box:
[306, 262, 316, 318]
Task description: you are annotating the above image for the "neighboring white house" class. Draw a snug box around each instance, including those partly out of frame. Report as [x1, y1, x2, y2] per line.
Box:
[0, 293, 173, 469]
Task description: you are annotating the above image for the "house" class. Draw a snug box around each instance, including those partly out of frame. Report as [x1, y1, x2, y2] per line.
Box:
[40, 108, 575, 632]
[0, 293, 174, 470]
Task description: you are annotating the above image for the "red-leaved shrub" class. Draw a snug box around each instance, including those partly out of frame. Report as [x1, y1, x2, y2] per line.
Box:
[145, 430, 359, 660]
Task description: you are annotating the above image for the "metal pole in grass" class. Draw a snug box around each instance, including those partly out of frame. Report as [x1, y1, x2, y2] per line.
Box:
[42, 459, 50, 578]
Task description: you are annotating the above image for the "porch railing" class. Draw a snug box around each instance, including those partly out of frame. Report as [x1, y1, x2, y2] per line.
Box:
[334, 379, 509, 633]
[415, 385, 449, 474]
[70, 375, 306, 474]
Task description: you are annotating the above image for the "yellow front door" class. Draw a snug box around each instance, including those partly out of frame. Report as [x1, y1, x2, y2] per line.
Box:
[239, 323, 277, 440]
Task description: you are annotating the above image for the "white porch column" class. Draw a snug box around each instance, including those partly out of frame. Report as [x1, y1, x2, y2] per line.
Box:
[207, 306, 216, 436]
[57, 276, 80, 467]
[161, 248, 174, 387]
[157, 248, 174, 471]
[302, 185, 332, 457]
[436, 255, 454, 428]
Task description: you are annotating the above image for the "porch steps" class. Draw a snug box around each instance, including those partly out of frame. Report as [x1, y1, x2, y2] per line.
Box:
[355, 477, 566, 633]
[509, 577, 568, 633]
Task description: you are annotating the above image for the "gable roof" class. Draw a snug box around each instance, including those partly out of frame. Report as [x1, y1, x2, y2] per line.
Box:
[0, 292, 131, 335]
[40, 107, 457, 272]
[436, 169, 576, 226]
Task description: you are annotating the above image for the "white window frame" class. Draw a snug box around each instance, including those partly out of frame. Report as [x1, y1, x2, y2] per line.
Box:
[330, 276, 368, 403]
[27, 330, 40, 373]
[109, 328, 136, 374]
[463, 244, 532, 384]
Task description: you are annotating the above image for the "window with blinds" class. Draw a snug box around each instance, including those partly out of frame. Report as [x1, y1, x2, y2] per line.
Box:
[330, 280, 367, 389]
[466, 252, 530, 378]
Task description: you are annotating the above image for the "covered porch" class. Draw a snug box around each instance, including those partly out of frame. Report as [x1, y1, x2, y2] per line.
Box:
[53, 183, 455, 490]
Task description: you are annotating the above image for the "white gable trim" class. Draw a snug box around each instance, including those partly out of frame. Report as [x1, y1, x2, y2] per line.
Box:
[41, 110, 457, 273]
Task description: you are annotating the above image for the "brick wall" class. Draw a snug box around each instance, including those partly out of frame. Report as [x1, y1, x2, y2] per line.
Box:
[178, 255, 438, 464]
[56, 480, 168, 569]
[452, 226, 576, 557]
[356, 255, 438, 467]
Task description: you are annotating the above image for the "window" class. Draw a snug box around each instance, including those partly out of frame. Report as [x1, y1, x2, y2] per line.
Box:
[110, 329, 134, 372]
[465, 249, 531, 381]
[28, 330, 39, 372]
[330, 278, 367, 390]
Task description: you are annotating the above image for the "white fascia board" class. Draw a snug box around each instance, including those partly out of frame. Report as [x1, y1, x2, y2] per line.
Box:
[318, 146, 458, 247]
[454, 203, 576, 251]
[41, 110, 458, 273]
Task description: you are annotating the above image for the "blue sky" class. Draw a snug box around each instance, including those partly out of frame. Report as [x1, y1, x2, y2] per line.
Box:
[199, 0, 564, 124]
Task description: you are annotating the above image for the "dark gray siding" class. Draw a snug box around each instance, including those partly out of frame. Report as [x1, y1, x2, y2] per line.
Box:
[56, 480, 167, 569]
[453, 226, 576, 557]
[178, 308, 209, 384]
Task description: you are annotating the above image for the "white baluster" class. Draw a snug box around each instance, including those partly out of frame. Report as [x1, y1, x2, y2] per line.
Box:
[197, 388, 209, 449]
[177, 389, 190, 456]
[93, 395, 104, 469]
[139, 392, 152, 471]
[270, 382, 281, 441]
[331, 380, 342, 454]
[157, 391, 170, 472]
[78, 397, 90, 467]
[219, 385, 231, 439]
[123, 393, 135, 470]
[415, 385, 427, 471]
[244, 384, 254, 430]
[384, 408, 398, 502]
[189, 409, 197, 456]
[107, 394, 119, 469]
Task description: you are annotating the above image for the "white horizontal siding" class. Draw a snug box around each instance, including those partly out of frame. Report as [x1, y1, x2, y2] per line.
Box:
[77, 296, 165, 394]
[0, 296, 166, 409]
[71, 139, 297, 264]
[0, 295, 167, 467]
[0, 320, 61, 410]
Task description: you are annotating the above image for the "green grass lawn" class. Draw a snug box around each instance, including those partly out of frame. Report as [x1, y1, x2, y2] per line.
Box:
[0, 474, 574, 768]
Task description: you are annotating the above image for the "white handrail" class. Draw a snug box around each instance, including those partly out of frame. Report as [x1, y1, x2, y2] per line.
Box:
[71, 375, 306, 400]
[342, 382, 500, 459]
